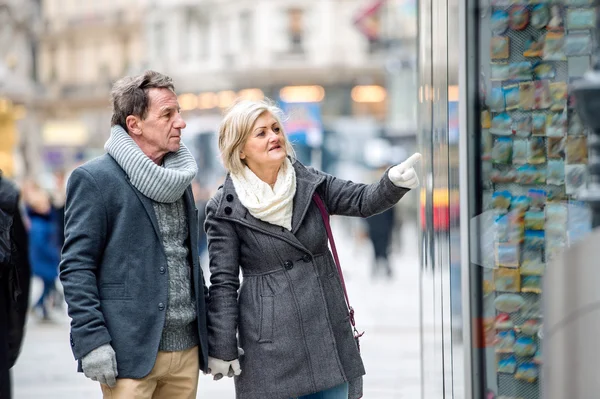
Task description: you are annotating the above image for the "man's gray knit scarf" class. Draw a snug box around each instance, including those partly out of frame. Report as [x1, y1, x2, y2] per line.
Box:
[105, 125, 198, 203]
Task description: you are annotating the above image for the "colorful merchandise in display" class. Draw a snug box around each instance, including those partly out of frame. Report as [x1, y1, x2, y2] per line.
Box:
[492, 36, 511, 59]
[494, 294, 526, 313]
[531, 5, 550, 29]
[480, 1, 592, 396]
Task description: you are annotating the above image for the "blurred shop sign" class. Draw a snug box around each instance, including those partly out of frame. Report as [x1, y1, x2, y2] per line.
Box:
[279, 86, 324, 104]
[42, 120, 88, 146]
[280, 102, 323, 148]
[353, 0, 386, 40]
[179, 89, 265, 111]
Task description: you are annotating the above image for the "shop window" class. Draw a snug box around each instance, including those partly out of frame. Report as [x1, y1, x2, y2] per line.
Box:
[221, 16, 235, 65]
[240, 10, 253, 52]
[181, 13, 191, 62]
[120, 37, 129, 75]
[198, 22, 209, 60]
[186, 9, 209, 61]
[48, 45, 57, 81]
[287, 8, 304, 54]
[154, 22, 164, 60]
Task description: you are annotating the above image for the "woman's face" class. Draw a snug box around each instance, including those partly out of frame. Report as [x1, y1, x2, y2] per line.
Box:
[240, 111, 287, 171]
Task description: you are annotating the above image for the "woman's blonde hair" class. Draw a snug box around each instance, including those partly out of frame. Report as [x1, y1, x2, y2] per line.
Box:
[218, 98, 296, 174]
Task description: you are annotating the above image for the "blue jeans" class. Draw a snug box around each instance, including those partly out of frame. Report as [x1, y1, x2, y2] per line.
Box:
[297, 383, 349, 399]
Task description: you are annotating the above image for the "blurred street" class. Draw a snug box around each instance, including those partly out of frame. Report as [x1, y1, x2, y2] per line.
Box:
[12, 220, 428, 399]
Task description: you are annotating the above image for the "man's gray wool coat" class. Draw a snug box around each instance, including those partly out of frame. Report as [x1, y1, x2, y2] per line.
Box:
[59, 155, 209, 378]
[205, 160, 409, 399]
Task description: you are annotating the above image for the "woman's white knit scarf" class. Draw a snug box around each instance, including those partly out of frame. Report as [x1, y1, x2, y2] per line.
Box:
[230, 158, 297, 230]
[104, 125, 198, 203]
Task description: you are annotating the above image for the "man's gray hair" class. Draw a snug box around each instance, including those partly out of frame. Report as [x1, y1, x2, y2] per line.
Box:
[110, 70, 175, 131]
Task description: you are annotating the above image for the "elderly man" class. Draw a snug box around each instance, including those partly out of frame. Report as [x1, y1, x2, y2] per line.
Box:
[60, 70, 208, 399]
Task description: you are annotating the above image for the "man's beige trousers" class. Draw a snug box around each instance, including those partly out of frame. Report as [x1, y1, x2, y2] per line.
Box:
[100, 346, 199, 399]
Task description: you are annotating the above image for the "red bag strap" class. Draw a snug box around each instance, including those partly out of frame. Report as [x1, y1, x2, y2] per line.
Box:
[312, 192, 363, 339]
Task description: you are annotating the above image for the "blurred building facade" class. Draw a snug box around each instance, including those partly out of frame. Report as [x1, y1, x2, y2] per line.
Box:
[36, 0, 148, 171]
[145, 0, 418, 177]
[24, 0, 418, 178]
[148, 0, 387, 116]
[0, 0, 42, 179]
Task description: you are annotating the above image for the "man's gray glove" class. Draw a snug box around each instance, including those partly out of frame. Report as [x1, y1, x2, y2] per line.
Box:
[81, 343, 118, 387]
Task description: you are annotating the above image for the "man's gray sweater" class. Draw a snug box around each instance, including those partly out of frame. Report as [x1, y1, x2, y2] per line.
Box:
[153, 197, 198, 351]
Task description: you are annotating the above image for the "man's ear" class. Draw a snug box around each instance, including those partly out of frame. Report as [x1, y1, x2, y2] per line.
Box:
[126, 115, 142, 136]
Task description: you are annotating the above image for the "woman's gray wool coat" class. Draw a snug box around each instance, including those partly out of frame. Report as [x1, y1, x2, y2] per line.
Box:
[205, 160, 409, 399]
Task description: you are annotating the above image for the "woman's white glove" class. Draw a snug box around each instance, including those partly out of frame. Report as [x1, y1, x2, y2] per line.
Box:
[207, 356, 242, 380]
[388, 153, 422, 189]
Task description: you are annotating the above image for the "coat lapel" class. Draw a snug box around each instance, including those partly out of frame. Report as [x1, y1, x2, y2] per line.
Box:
[104, 154, 165, 243]
[182, 186, 199, 262]
[128, 180, 163, 242]
[290, 162, 325, 234]
[182, 186, 202, 298]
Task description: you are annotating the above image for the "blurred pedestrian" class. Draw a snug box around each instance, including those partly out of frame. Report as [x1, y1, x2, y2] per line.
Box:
[0, 172, 31, 399]
[204, 99, 421, 398]
[23, 181, 60, 321]
[60, 70, 209, 398]
[364, 164, 400, 279]
[365, 205, 396, 279]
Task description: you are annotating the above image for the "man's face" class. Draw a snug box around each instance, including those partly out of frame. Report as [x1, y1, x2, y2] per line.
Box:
[131, 88, 186, 162]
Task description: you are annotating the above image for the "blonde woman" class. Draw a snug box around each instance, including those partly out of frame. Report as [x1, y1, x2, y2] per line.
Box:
[205, 99, 421, 399]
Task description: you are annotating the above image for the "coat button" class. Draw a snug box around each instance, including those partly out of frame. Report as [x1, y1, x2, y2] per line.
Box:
[224, 206, 232, 215]
[159, 267, 166, 274]
[226, 194, 234, 202]
[158, 303, 165, 311]
[284, 260, 293, 270]
[302, 254, 311, 263]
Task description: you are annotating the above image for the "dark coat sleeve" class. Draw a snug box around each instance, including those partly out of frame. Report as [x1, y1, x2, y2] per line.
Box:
[313, 167, 410, 218]
[7, 202, 31, 368]
[204, 195, 241, 361]
[59, 167, 112, 360]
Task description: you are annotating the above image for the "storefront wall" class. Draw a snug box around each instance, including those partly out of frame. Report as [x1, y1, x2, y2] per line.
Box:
[420, 0, 599, 396]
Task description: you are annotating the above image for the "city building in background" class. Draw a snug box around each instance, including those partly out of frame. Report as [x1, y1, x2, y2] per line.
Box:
[0, 0, 42, 179]
[36, 0, 148, 172]
[146, 0, 417, 184]
[0, 0, 421, 183]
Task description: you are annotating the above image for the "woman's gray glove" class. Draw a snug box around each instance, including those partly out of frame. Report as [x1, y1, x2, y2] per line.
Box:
[81, 343, 118, 387]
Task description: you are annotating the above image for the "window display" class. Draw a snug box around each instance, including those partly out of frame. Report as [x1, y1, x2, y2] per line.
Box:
[478, 0, 596, 397]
